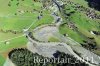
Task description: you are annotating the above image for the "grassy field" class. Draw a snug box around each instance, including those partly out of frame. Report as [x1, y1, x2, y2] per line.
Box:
[59, 24, 84, 43]
[70, 12, 99, 30]
[69, 0, 89, 7]
[0, 0, 54, 65]
[0, 36, 27, 52]
[0, 55, 5, 66]
[0, 0, 53, 30]
[59, 0, 100, 47]
[0, 0, 41, 31]
[48, 37, 60, 42]
[0, 32, 23, 40]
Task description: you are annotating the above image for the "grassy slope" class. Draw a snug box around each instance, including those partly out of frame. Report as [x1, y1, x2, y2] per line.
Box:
[70, 0, 89, 7]
[0, 55, 5, 66]
[59, 24, 84, 43]
[0, 0, 53, 65]
[0, 0, 53, 49]
[0, 32, 23, 41]
[59, 0, 100, 45]
[0, 37, 27, 54]
[0, 0, 40, 31]
[48, 37, 60, 42]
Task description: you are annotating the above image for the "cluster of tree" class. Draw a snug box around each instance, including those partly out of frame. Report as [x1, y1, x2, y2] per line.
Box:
[64, 1, 100, 19]
[8, 48, 89, 66]
[8, 0, 25, 7]
[8, 0, 20, 7]
[28, 32, 45, 42]
[81, 37, 97, 50]
[0, 29, 22, 34]
[86, 0, 100, 11]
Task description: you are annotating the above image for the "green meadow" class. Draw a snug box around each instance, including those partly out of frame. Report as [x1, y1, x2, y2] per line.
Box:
[0, 0, 53, 65]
